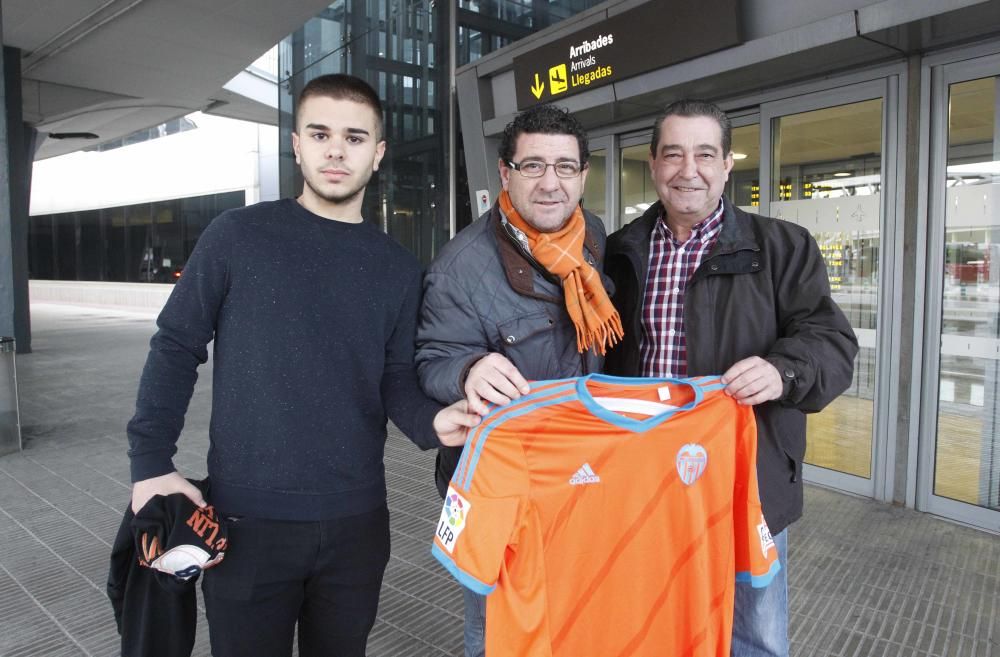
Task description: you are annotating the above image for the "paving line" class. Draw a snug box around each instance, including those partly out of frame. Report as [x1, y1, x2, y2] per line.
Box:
[0, 560, 94, 657]
[369, 616, 455, 657]
[386, 502, 437, 529]
[919, 577, 950, 655]
[23, 455, 126, 516]
[384, 549, 458, 586]
[379, 579, 461, 621]
[0, 480, 206, 619]
[386, 484, 441, 506]
[0, 504, 107, 596]
[81, 461, 132, 491]
[385, 565, 456, 600]
[383, 459, 438, 487]
[3, 635, 77, 657]
[0, 464, 114, 548]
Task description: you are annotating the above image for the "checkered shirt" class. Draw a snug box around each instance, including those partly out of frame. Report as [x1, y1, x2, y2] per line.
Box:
[639, 202, 725, 378]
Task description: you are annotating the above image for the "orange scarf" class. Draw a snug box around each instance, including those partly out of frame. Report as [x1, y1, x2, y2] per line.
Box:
[499, 190, 624, 355]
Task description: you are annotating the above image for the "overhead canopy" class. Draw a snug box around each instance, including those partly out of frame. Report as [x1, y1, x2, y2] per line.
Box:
[2, 0, 333, 159]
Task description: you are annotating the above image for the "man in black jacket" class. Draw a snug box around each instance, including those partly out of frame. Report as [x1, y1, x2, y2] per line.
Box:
[604, 99, 858, 657]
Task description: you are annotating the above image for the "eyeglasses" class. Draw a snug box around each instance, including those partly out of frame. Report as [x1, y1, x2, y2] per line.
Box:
[506, 159, 586, 179]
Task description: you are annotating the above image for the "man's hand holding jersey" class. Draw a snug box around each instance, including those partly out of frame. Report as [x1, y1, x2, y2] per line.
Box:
[434, 399, 482, 447]
[464, 353, 531, 416]
[721, 356, 784, 406]
[131, 471, 206, 514]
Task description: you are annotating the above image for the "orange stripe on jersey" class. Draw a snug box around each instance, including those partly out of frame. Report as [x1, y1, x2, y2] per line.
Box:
[680, 586, 728, 657]
[611, 503, 732, 657]
[550, 428, 730, 651]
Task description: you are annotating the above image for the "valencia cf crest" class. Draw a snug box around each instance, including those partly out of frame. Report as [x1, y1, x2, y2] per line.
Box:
[676, 444, 708, 486]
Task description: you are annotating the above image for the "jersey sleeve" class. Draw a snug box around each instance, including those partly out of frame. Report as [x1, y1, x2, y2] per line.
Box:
[733, 408, 781, 587]
[431, 419, 528, 595]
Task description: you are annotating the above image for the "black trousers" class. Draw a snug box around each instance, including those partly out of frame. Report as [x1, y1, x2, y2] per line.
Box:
[201, 504, 391, 657]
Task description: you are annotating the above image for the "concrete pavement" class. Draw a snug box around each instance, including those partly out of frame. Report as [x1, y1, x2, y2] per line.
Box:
[0, 302, 996, 657]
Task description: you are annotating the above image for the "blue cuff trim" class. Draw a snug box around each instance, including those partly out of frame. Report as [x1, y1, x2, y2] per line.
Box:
[431, 543, 497, 595]
[736, 559, 782, 588]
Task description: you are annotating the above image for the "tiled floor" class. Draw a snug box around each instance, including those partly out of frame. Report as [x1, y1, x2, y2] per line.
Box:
[0, 303, 996, 657]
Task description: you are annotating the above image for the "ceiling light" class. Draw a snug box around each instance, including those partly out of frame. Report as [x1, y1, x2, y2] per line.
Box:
[732, 152, 748, 160]
[947, 161, 1000, 176]
[813, 173, 879, 186]
[48, 132, 99, 140]
[833, 171, 851, 177]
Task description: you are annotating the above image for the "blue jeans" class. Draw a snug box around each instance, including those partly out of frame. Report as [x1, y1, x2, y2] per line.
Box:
[461, 586, 486, 657]
[732, 528, 789, 657]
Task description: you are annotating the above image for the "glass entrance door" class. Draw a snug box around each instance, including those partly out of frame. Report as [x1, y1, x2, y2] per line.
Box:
[728, 123, 761, 213]
[760, 80, 900, 498]
[585, 135, 611, 232]
[921, 53, 1000, 532]
[618, 135, 657, 228]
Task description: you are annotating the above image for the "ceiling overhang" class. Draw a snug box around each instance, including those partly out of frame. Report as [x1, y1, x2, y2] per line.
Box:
[3, 0, 331, 159]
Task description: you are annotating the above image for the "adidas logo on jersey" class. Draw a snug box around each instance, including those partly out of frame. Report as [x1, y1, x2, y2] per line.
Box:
[569, 463, 601, 485]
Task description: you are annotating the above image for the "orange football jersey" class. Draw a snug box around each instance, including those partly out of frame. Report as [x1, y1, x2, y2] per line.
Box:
[432, 374, 779, 657]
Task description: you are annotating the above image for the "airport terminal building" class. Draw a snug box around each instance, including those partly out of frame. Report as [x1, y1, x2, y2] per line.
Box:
[450, 0, 1000, 534]
[4, 0, 1000, 534]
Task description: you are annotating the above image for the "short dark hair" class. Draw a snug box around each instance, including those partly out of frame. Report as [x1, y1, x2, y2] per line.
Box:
[296, 74, 384, 140]
[498, 104, 589, 165]
[650, 99, 731, 158]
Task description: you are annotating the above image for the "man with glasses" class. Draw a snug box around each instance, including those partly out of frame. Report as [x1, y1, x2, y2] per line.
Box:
[416, 104, 620, 657]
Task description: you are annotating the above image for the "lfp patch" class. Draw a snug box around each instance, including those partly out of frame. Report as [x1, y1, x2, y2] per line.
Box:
[676, 444, 708, 486]
[757, 515, 775, 557]
[436, 487, 471, 554]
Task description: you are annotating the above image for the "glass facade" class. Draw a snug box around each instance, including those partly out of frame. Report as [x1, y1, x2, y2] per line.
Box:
[729, 124, 760, 211]
[27, 2, 605, 281]
[934, 75, 1000, 511]
[278, 1, 451, 264]
[619, 142, 655, 224]
[278, 0, 604, 263]
[85, 117, 198, 153]
[585, 149, 606, 220]
[28, 191, 246, 283]
[769, 99, 883, 481]
[455, 1, 598, 66]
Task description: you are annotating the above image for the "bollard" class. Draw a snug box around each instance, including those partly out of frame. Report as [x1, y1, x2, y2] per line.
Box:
[0, 337, 22, 456]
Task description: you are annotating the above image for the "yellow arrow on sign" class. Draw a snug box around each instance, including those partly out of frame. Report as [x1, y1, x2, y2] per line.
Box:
[531, 73, 545, 99]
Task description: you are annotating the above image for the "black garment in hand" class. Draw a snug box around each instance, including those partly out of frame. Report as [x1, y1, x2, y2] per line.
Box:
[107, 479, 224, 657]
